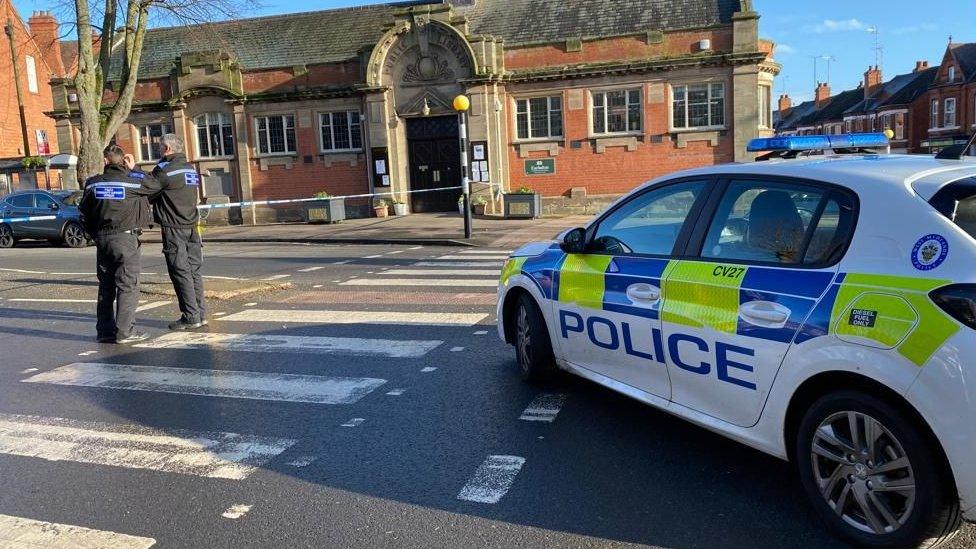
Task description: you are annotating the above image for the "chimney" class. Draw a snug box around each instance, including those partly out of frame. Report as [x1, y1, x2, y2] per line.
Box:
[28, 11, 64, 77]
[863, 65, 883, 100]
[778, 94, 792, 115]
[914, 60, 930, 73]
[815, 82, 831, 108]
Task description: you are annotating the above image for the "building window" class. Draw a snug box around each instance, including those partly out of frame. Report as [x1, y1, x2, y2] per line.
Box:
[931, 99, 939, 129]
[319, 111, 362, 152]
[593, 88, 642, 134]
[845, 120, 852, 133]
[25, 55, 38, 94]
[515, 96, 563, 140]
[194, 112, 234, 158]
[895, 113, 905, 140]
[758, 85, 772, 128]
[138, 123, 172, 161]
[672, 83, 725, 129]
[945, 98, 957, 127]
[949, 66, 956, 82]
[255, 115, 296, 155]
[35, 129, 49, 154]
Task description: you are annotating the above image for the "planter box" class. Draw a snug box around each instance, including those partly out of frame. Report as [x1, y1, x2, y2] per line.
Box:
[473, 204, 486, 216]
[503, 193, 541, 219]
[374, 206, 390, 218]
[393, 203, 408, 216]
[305, 198, 346, 224]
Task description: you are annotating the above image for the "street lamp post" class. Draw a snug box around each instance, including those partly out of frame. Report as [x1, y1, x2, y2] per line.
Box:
[453, 94, 472, 239]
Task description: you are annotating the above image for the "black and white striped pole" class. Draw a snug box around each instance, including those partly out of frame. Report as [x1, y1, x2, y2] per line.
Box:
[454, 94, 472, 239]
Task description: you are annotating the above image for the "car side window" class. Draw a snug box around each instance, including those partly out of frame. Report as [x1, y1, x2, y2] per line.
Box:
[8, 194, 34, 208]
[702, 180, 854, 266]
[34, 194, 55, 210]
[591, 180, 705, 256]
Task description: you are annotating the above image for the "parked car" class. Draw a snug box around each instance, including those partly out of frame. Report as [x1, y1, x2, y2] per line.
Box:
[0, 190, 89, 248]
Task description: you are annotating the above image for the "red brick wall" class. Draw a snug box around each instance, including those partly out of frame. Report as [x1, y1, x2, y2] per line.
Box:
[0, 5, 58, 159]
[243, 62, 362, 94]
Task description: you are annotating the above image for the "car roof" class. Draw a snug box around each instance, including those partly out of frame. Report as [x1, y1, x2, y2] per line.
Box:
[655, 154, 976, 201]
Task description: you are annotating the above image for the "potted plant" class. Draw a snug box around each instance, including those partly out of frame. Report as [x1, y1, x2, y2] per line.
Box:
[472, 194, 488, 216]
[503, 186, 541, 219]
[373, 199, 390, 218]
[305, 191, 346, 224]
[392, 198, 408, 216]
[457, 194, 466, 215]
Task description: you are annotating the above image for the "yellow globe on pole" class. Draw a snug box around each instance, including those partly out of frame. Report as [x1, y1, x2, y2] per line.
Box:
[453, 95, 470, 112]
[884, 128, 895, 140]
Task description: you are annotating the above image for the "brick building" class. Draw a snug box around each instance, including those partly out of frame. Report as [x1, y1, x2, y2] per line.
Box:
[0, 3, 61, 194]
[921, 42, 976, 152]
[49, 0, 778, 220]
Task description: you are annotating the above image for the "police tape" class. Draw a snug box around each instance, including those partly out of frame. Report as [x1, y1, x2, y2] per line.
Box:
[196, 185, 465, 210]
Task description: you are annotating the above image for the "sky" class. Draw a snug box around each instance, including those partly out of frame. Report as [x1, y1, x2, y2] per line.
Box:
[11, 0, 974, 105]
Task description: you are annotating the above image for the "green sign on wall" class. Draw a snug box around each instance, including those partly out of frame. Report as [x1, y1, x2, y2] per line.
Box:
[524, 158, 556, 175]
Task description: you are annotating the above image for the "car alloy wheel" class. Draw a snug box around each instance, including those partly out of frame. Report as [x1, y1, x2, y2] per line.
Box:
[0, 225, 13, 248]
[64, 223, 87, 248]
[811, 410, 916, 535]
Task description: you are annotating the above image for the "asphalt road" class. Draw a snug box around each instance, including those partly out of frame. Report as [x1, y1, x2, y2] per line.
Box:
[0, 240, 973, 549]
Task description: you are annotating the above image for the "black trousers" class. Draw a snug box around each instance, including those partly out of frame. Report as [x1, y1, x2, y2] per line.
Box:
[161, 226, 206, 323]
[95, 232, 141, 339]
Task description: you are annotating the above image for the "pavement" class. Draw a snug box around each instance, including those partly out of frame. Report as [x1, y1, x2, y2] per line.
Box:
[0, 240, 973, 548]
[142, 212, 593, 248]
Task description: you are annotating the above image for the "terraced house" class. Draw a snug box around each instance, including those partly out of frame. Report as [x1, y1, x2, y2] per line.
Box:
[48, 0, 778, 221]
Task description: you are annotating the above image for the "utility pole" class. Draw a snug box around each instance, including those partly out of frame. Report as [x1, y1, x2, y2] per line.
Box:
[4, 19, 31, 157]
[453, 94, 472, 239]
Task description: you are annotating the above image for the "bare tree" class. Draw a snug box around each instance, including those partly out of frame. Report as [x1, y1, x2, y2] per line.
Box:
[69, 0, 246, 181]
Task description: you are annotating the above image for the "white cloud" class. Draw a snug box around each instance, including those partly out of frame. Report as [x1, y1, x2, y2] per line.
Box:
[776, 44, 797, 55]
[891, 23, 939, 35]
[806, 18, 868, 33]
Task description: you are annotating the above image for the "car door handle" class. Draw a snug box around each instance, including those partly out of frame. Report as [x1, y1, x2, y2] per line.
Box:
[739, 301, 791, 328]
[626, 283, 661, 304]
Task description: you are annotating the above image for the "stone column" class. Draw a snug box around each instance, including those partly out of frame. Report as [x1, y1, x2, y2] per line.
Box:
[232, 102, 256, 225]
[732, 7, 761, 162]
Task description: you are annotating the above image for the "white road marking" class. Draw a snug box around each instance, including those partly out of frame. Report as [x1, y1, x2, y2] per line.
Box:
[0, 268, 45, 274]
[8, 298, 96, 303]
[220, 309, 487, 326]
[20, 368, 38, 374]
[78, 350, 98, 356]
[387, 250, 404, 255]
[297, 266, 324, 272]
[341, 418, 365, 427]
[386, 388, 406, 396]
[408, 246, 424, 250]
[202, 275, 246, 281]
[48, 272, 92, 276]
[261, 274, 291, 281]
[313, 284, 323, 289]
[135, 332, 442, 358]
[458, 250, 510, 255]
[0, 413, 295, 480]
[244, 302, 257, 307]
[519, 393, 568, 423]
[332, 260, 352, 265]
[412, 261, 502, 268]
[221, 504, 252, 519]
[474, 330, 489, 335]
[24, 363, 386, 405]
[457, 455, 526, 504]
[287, 455, 317, 468]
[421, 367, 438, 373]
[364, 254, 383, 259]
[341, 278, 496, 287]
[213, 312, 227, 317]
[0, 513, 156, 549]
[450, 347, 465, 352]
[384, 269, 500, 276]
[135, 300, 171, 312]
[438, 254, 509, 260]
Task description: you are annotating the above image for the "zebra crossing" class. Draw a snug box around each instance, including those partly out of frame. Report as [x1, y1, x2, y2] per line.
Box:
[0, 245, 526, 545]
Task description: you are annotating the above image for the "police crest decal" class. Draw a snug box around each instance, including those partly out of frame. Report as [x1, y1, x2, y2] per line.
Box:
[912, 234, 949, 271]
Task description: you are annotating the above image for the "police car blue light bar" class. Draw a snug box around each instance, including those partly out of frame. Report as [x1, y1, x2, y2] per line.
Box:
[747, 132, 889, 152]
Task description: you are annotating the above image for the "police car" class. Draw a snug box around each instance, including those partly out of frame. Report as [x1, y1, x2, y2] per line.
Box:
[497, 133, 976, 547]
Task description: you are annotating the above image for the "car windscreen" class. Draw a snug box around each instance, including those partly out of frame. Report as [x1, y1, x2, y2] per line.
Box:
[56, 191, 83, 206]
[929, 177, 976, 238]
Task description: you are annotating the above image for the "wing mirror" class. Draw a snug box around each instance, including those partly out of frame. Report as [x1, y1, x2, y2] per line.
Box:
[48, 202, 60, 211]
[560, 227, 587, 254]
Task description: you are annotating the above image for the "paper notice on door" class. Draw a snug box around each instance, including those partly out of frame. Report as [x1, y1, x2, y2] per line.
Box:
[381, 175, 390, 186]
[471, 169, 481, 182]
[473, 144, 485, 160]
[375, 160, 387, 175]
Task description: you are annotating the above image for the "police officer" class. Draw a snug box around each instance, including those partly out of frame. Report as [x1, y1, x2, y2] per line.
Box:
[151, 134, 207, 331]
[79, 145, 162, 344]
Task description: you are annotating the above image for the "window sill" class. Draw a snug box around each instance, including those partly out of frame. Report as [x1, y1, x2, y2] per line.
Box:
[589, 132, 643, 139]
[254, 153, 298, 159]
[320, 149, 364, 155]
[514, 141, 562, 158]
[672, 129, 723, 148]
[669, 125, 727, 133]
[592, 135, 640, 154]
[513, 138, 563, 144]
[196, 156, 235, 161]
[319, 152, 362, 167]
[256, 155, 297, 171]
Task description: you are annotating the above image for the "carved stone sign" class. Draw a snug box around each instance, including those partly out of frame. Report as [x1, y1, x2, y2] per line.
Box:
[382, 20, 474, 115]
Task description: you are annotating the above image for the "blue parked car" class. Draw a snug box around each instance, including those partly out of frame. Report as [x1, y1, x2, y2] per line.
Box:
[0, 189, 89, 248]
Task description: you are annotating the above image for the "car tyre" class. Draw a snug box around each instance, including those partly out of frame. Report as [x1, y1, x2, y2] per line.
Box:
[62, 222, 88, 248]
[514, 293, 557, 382]
[0, 224, 14, 248]
[796, 390, 960, 548]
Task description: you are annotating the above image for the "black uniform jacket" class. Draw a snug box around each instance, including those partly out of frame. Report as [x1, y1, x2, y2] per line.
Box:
[151, 153, 200, 228]
[79, 164, 162, 237]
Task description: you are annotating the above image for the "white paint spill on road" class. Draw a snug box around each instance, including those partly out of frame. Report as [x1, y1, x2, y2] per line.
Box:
[341, 418, 365, 428]
[135, 332, 442, 358]
[450, 347, 465, 352]
[20, 368, 38, 374]
[135, 300, 171, 312]
[24, 363, 386, 405]
[220, 309, 487, 326]
[457, 455, 526, 504]
[0, 413, 295, 480]
[421, 367, 438, 373]
[297, 266, 324, 272]
[383, 269, 500, 276]
[287, 455, 317, 468]
[221, 504, 252, 519]
[412, 261, 503, 268]
[261, 274, 291, 281]
[386, 388, 406, 396]
[519, 393, 568, 423]
[0, 513, 157, 549]
[341, 278, 496, 287]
